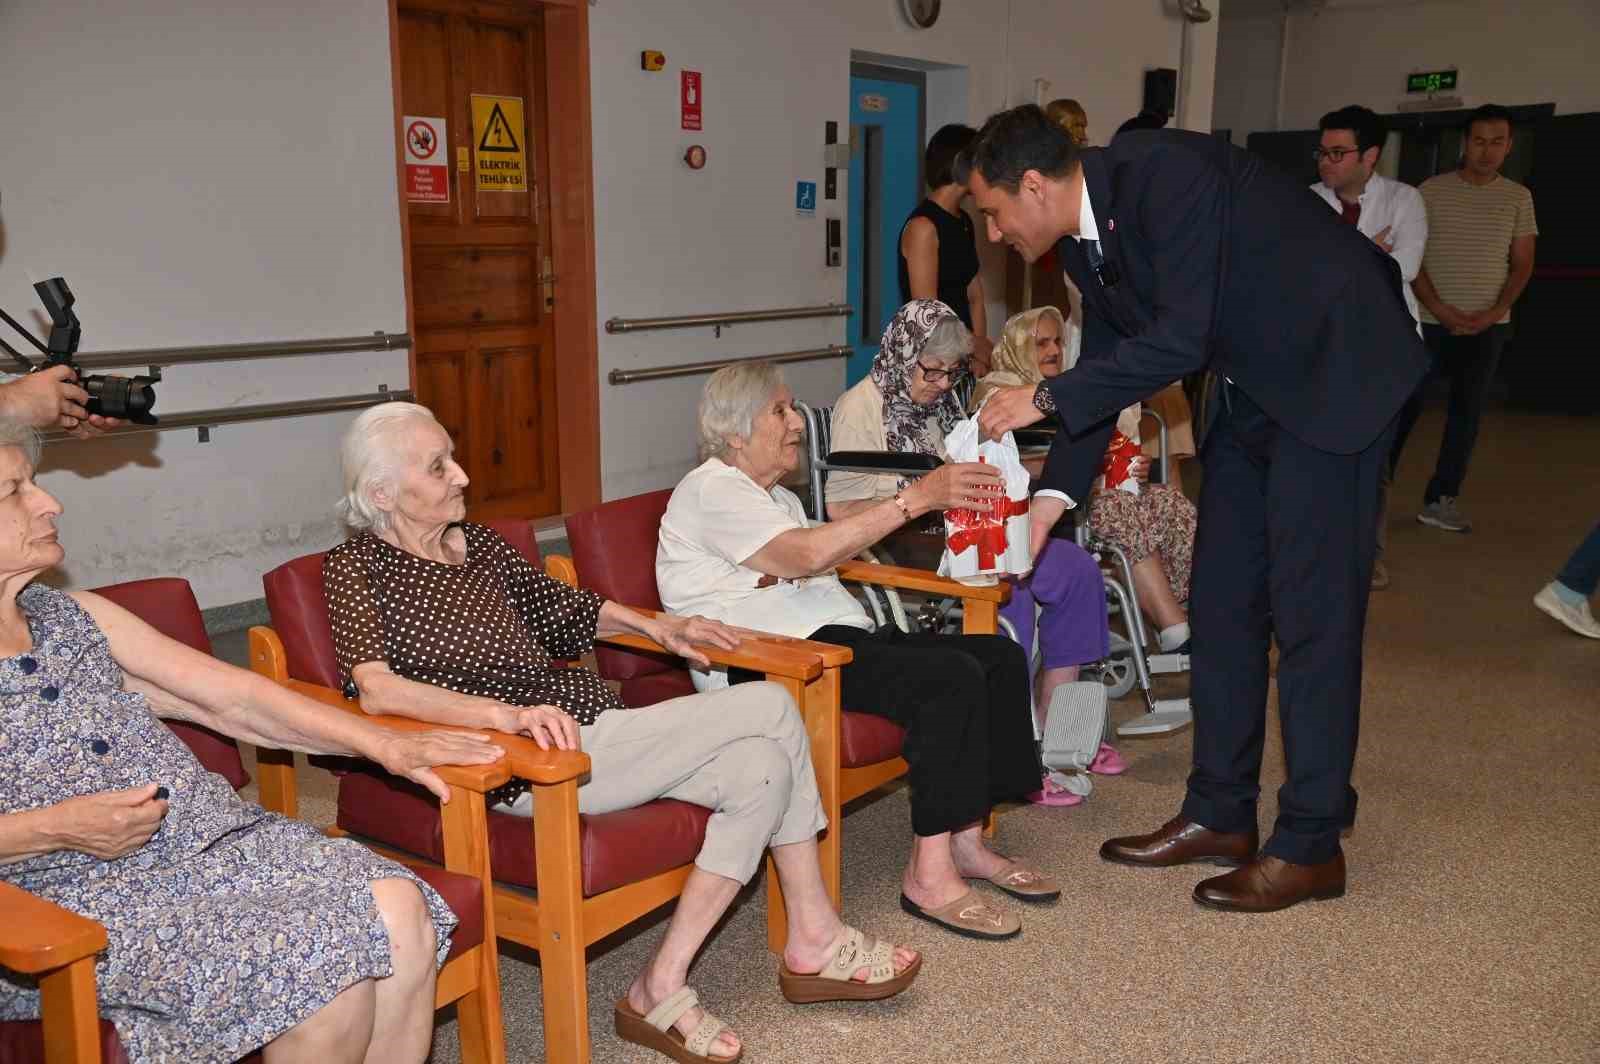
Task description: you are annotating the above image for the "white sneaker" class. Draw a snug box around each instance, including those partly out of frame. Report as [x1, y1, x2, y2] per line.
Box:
[1418, 496, 1471, 532]
[1534, 583, 1600, 639]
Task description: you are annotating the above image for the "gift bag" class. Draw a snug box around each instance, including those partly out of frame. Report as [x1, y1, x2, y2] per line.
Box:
[1101, 426, 1143, 497]
[940, 409, 1034, 583]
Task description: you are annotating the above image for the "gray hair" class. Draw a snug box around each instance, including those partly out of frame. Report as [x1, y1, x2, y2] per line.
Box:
[922, 315, 973, 364]
[697, 361, 786, 461]
[0, 418, 42, 468]
[337, 401, 441, 533]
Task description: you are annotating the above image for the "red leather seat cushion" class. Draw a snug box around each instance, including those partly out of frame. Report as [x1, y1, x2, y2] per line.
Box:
[565, 490, 681, 687]
[404, 864, 484, 961]
[0, 1020, 129, 1064]
[841, 710, 907, 767]
[621, 668, 698, 708]
[336, 770, 710, 897]
[89, 577, 250, 791]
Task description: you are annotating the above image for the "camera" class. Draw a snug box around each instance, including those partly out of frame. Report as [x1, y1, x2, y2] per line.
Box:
[0, 277, 160, 425]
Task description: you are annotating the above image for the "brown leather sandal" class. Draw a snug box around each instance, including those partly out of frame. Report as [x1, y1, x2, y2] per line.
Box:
[614, 987, 741, 1064]
[777, 925, 922, 1004]
[975, 860, 1062, 903]
[899, 890, 1022, 940]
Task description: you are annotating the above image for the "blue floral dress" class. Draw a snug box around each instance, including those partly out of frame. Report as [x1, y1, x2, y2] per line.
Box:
[0, 585, 457, 1063]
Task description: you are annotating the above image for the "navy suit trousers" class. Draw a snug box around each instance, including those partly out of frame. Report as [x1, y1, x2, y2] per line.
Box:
[1180, 382, 1396, 864]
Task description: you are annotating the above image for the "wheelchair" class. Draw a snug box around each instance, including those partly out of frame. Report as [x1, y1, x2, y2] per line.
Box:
[796, 398, 1193, 737]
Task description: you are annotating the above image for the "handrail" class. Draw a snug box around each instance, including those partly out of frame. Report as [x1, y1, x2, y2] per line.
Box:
[43, 389, 414, 443]
[69, 331, 411, 372]
[605, 303, 851, 334]
[608, 345, 850, 386]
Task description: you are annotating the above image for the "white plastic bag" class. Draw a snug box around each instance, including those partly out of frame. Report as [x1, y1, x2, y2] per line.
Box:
[940, 407, 1034, 583]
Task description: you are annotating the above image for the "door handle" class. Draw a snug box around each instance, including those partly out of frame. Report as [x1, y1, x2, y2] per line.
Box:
[539, 255, 556, 310]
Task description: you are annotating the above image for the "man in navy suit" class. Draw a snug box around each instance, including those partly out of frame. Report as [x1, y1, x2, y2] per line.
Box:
[963, 105, 1429, 912]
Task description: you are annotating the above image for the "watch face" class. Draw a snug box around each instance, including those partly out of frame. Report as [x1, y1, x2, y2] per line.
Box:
[902, 0, 941, 29]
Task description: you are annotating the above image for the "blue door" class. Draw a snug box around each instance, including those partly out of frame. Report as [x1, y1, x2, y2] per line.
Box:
[846, 76, 923, 385]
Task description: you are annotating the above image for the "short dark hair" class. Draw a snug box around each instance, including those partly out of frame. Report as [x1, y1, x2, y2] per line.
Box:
[925, 124, 977, 189]
[1319, 105, 1386, 154]
[1114, 110, 1169, 138]
[1464, 103, 1515, 136]
[953, 105, 1080, 193]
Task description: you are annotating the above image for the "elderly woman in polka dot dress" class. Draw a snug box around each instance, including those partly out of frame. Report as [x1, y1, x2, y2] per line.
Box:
[0, 416, 507, 1064]
[323, 403, 920, 1064]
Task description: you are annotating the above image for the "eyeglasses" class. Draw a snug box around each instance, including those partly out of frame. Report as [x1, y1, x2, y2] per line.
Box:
[1312, 146, 1364, 163]
[916, 360, 969, 385]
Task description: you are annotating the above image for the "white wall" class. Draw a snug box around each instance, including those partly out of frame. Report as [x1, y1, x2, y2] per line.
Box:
[590, 0, 1218, 499]
[1213, 11, 1284, 144]
[1215, 0, 1600, 144]
[1278, 0, 1600, 129]
[0, 0, 408, 608]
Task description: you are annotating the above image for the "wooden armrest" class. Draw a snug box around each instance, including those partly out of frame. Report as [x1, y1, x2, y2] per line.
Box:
[596, 607, 825, 681]
[836, 560, 1013, 604]
[280, 679, 589, 787]
[0, 881, 107, 974]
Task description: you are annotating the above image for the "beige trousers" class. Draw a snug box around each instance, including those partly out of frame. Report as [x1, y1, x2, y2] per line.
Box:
[510, 682, 827, 885]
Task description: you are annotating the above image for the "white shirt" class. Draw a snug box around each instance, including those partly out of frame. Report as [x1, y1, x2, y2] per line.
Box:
[657, 459, 872, 681]
[1310, 173, 1428, 328]
[1075, 183, 1100, 244]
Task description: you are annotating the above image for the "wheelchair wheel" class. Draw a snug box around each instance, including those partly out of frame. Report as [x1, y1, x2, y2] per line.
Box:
[1092, 657, 1137, 699]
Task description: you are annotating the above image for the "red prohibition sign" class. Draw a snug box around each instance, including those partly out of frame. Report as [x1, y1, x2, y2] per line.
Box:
[407, 121, 438, 159]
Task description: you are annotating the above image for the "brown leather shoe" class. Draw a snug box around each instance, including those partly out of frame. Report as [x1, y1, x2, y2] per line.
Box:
[1193, 853, 1346, 912]
[1099, 815, 1258, 868]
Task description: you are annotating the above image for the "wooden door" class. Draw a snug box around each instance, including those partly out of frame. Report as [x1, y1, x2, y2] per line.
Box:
[397, 0, 560, 518]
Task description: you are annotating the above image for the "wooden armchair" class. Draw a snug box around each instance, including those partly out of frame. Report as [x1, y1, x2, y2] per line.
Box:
[557, 490, 1010, 882]
[249, 518, 840, 1064]
[0, 577, 506, 1064]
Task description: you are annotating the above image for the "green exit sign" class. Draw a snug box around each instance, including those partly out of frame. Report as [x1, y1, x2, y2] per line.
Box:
[1406, 69, 1458, 94]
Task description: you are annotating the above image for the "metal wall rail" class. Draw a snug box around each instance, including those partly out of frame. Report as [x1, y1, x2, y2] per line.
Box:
[608, 345, 850, 385]
[605, 303, 851, 334]
[43, 389, 413, 443]
[70, 331, 411, 372]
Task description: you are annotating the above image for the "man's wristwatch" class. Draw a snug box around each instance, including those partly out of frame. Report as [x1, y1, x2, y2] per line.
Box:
[1032, 382, 1058, 415]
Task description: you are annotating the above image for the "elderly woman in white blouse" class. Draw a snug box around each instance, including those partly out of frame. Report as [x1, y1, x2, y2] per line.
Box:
[658, 363, 1064, 944]
[324, 402, 918, 1064]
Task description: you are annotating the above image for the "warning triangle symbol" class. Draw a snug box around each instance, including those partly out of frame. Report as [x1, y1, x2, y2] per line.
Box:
[478, 103, 521, 153]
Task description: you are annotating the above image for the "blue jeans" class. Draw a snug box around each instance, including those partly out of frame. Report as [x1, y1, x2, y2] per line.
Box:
[1391, 323, 1509, 503]
[1557, 522, 1600, 597]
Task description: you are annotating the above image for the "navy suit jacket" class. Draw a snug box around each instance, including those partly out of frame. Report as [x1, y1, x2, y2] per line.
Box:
[1040, 130, 1430, 504]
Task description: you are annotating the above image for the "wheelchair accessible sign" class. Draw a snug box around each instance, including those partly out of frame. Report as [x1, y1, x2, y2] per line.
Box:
[795, 180, 817, 216]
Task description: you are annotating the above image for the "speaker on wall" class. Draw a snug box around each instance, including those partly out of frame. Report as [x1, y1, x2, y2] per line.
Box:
[1143, 68, 1177, 117]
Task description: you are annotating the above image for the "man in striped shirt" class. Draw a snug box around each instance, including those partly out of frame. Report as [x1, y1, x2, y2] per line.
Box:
[1396, 104, 1538, 533]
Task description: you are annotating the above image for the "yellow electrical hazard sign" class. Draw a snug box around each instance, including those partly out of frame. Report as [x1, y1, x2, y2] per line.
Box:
[470, 94, 527, 193]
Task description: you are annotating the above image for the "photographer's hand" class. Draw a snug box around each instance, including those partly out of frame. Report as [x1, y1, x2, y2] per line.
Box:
[0, 366, 121, 437]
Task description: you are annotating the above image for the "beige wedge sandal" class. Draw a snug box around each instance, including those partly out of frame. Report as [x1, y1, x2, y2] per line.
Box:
[614, 986, 742, 1064]
[777, 925, 922, 1004]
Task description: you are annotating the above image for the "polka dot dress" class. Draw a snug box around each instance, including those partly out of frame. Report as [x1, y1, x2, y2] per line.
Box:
[323, 523, 623, 726]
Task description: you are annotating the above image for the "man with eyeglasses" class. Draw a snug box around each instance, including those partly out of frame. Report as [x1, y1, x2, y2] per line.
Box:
[961, 105, 1429, 914]
[1311, 105, 1427, 590]
[1398, 103, 1538, 535]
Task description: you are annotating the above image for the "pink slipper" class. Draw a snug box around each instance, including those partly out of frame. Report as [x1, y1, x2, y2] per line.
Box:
[1089, 742, 1127, 776]
[1025, 774, 1085, 807]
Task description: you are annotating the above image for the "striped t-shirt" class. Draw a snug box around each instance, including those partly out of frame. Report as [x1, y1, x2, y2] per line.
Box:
[1417, 172, 1537, 324]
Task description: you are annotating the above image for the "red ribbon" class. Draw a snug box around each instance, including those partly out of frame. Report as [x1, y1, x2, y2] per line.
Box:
[946, 495, 1030, 569]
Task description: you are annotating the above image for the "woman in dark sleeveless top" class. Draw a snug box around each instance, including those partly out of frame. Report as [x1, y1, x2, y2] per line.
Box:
[898, 123, 993, 375]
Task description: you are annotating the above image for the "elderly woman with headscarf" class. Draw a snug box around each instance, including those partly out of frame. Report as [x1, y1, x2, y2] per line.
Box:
[0, 417, 507, 1063]
[827, 300, 1123, 786]
[657, 360, 1063, 944]
[322, 403, 918, 1064]
[979, 307, 1198, 655]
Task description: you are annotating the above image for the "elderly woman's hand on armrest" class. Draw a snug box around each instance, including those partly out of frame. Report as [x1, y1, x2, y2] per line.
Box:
[597, 600, 741, 669]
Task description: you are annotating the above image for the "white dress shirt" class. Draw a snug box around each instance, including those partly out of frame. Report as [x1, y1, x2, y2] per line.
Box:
[1311, 173, 1427, 328]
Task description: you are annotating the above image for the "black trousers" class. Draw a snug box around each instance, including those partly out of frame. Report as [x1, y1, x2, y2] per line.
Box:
[1391, 323, 1509, 503]
[807, 625, 1043, 838]
[1182, 383, 1394, 864]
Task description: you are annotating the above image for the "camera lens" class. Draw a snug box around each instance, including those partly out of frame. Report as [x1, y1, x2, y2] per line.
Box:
[83, 373, 158, 424]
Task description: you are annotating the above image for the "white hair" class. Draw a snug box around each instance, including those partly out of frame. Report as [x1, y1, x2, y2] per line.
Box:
[922, 315, 973, 364]
[0, 418, 42, 469]
[337, 401, 441, 533]
[697, 361, 786, 461]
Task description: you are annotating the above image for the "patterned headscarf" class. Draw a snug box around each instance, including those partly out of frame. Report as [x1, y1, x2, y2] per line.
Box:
[870, 299, 968, 460]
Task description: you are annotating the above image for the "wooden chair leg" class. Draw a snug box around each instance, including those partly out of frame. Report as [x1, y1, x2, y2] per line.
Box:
[440, 790, 506, 1064]
[532, 779, 590, 1064]
[765, 668, 843, 955]
[40, 957, 101, 1064]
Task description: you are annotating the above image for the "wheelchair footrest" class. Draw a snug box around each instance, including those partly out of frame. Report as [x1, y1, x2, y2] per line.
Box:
[1147, 652, 1190, 675]
[1116, 699, 1193, 737]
